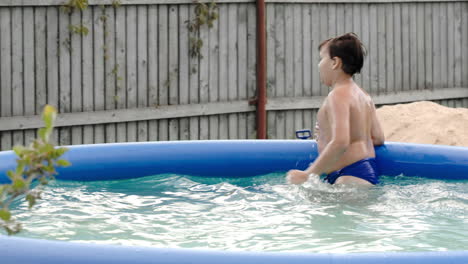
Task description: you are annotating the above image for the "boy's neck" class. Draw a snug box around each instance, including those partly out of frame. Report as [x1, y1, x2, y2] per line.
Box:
[330, 74, 354, 89]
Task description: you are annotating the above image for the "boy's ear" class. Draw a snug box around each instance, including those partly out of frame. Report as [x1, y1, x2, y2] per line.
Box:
[331, 57, 342, 70]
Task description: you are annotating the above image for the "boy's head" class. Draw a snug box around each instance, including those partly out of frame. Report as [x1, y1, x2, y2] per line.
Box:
[318, 33, 366, 85]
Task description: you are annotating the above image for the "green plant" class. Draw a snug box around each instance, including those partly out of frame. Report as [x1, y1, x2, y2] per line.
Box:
[68, 24, 89, 36]
[0, 105, 71, 235]
[112, 0, 122, 8]
[61, 0, 88, 13]
[186, 0, 218, 59]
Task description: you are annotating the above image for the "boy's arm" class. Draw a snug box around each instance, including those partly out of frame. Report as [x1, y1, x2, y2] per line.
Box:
[304, 91, 350, 176]
[371, 103, 385, 146]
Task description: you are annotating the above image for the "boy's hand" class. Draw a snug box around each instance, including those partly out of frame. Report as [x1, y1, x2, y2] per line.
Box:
[286, 170, 309, 185]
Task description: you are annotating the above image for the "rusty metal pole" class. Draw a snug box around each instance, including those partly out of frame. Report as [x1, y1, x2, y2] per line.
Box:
[256, 0, 267, 139]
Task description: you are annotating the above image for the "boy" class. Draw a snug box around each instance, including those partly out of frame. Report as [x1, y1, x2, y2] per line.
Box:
[287, 33, 385, 186]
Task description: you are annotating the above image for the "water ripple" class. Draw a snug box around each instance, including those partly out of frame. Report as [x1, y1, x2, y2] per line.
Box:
[7, 174, 468, 253]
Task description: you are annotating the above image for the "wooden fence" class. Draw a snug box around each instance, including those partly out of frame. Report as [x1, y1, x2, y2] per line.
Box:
[0, 0, 467, 150]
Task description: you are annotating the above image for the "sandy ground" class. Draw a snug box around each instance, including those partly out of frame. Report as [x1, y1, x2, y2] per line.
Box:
[376, 101, 468, 147]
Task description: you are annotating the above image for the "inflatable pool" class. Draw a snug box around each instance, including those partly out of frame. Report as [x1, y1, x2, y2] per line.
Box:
[0, 140, 467, 264]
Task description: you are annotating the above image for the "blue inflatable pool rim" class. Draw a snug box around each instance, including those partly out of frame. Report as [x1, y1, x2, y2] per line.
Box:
[0, 140, 467, 264]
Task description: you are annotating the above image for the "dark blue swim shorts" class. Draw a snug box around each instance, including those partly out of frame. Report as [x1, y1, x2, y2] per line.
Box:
[323, 158, 379, 185]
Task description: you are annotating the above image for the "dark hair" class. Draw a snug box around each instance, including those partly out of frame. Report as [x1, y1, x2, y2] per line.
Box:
[318, 33, 367, 76]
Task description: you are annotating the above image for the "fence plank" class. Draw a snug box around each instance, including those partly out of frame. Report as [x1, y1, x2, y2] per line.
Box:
[137, 5, 148, 142]
[440, 3, 448, 87]
[82, 8, 94, 144]
[432, 3, 441, 89]
[361, 4, 371, 92]
[352, 4, 362, 86]
[168, 5, 179, 141]
[237, 3, 248, 139]
[464, 2, 468, 88]
[401, 4, 410, 91]
[302, 5, 313, 135]
[23, 7, 36, 146]
[199, 4, 210, 140]
[246, 3, 256, 139]
[293, 4, 303, 133]
[115, 6, 127, 142]
[218, 4, 228, 139]
[158, 5, 169, 141]
[344, 3, 353, 34]
[188, 4, 200, 140]
[369, 4, 378, 94]
[266, 4, 276, 139]
[208, 4, 220, 139]
[94, 6, 106, 144]
[424, 3, 433, 90]
[275, 4, 286, 138]
[70, 9, 83, 144]
[311, 4, 321, 96]
[0, 9, 11, 158]
[336, 4, 344, 35]
[319, 2, 330, 98]
[377, 4, 386, 95]
[58, 7, 71, 146]
[126, 5, 138, 142]
[148, 5, 158, 141]
[104, 5, 116, 143]
[392, 4, 401, 93]
[227, 4, 238, 139]
[409, 3, 418, 91]
[416, 4, 425, 90]
[453, 1, 462, 87]
[385, 3, 394, 94]
[69, 11, 83, 145]
[447, 3, 454, 88]
[47, 7, 59, 144]
[327, 4, 336, 38]
[179, 5, 190, 140]
[12, 7, 24, 146]
[302, 5, 311, 98]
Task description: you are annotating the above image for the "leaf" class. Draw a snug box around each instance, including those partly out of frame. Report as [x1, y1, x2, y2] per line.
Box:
[54, 147, 69, 157]
[0, 209, 11, 221]
[26, 194, 36, 209]
[56, 160, 71, 167]
[6, 170, 15, 180]
[38, 128, 48, 142]
[13, 145, 25, 157]
[81, 26, 89, 36]
[42, 105, 57, 129]
[40, 143, 54, 154]
[16, 161, 25, 175]
[39, 176, 49, 185]
[6, 223, 21, 235]
[12, 179, 26, 191]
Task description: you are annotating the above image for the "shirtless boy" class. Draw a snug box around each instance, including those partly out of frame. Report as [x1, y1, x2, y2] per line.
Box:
[287, 33, 385, 186]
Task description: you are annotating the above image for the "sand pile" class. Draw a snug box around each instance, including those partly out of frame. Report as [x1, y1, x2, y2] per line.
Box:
[376, 101, 468, 147]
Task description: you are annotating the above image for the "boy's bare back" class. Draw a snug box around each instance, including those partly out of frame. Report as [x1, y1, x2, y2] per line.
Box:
[316, 82, 381, 174]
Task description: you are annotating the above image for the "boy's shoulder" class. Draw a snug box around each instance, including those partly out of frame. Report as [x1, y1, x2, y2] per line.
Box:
[328, 86, 353, 103]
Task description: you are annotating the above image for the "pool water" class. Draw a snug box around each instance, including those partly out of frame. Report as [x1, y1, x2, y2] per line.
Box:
[7, 174, 468, 253]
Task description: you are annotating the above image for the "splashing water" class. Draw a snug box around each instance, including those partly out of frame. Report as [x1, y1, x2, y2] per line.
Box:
[7, 173, 468, 253]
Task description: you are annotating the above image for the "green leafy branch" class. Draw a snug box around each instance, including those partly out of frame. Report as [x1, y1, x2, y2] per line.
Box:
[186, 1, 218, 59]
[112, 0, 121, 8]
[0, 105, 71, 235]
[61, 0, 88, 14]
[68, 24, 89, 36]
